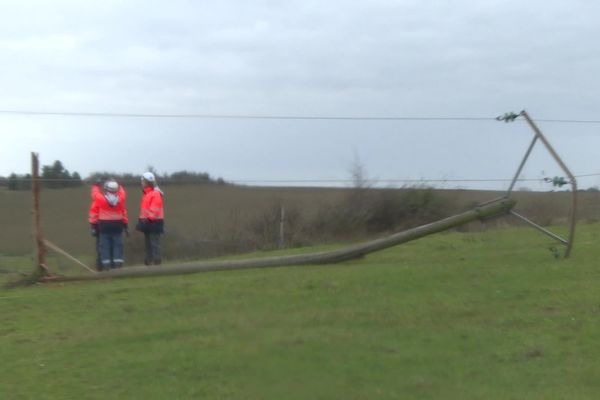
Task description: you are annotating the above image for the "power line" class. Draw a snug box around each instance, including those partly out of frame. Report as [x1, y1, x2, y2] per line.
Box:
[230, 178, 535, 184]
[571, 173, 600, 178]
[0, 109, 494, 121]
[3, 173, 599, 184]
[230, 173, 600, 184]
[0, 178, 535, 183]
[1, 109, 600, 123]
[528, 119, 600, 124]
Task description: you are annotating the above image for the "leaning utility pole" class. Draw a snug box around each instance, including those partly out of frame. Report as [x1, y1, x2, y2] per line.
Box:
[498, 110, 577, 258]
[521, 111, 577, 257]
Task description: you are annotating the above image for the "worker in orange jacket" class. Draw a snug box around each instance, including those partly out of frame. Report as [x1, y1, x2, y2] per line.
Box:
[89, 178, 104, 270]
[89, 179, 128, 270]
[136, 172, 164, 265]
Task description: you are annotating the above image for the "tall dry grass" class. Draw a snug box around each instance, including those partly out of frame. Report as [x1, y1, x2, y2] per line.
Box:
[1, 185, 597, 261]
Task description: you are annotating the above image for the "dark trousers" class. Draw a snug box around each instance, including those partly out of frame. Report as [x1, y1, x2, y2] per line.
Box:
[144, 232, 162, 265]
[95, 235, 102, 271]
[99, 231, 124, 269]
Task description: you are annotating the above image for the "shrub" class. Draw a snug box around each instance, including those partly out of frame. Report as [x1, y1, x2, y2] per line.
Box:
[246, 203, 304, 250]
[307, 186, 452, 242]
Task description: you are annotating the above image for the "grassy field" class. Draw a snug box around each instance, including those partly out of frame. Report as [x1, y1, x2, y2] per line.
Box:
[2, 222, 600, 399]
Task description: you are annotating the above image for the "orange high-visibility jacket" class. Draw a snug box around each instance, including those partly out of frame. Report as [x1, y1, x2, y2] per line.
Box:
[88, 185, 128, 225]
[139, 187, 164, 221]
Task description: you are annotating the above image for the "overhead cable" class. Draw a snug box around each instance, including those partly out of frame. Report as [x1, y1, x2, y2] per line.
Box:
[3, 172, 600, 184]
[1, 109, 600, 124]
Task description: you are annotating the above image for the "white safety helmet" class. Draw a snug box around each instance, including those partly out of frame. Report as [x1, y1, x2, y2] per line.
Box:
[142, 172, 156, 183]
[104, 180, 119, 193]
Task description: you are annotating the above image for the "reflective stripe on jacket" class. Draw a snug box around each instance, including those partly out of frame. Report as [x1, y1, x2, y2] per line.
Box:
[139, 187, 164, 220]
[88, 185, 128, 224]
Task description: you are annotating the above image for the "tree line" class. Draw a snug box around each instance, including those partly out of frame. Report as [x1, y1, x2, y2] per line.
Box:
[0, 160, 228, 190]
[1, 160, 82, 190]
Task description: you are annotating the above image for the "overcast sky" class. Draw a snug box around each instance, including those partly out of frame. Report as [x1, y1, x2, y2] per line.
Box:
[1, 0, 599, 190]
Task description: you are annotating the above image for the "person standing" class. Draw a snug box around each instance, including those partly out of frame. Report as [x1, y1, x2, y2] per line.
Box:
[89, 179, 128, 270]
[136, 172, 165, 265]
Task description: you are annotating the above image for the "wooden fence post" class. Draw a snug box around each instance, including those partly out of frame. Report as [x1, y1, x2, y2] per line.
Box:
[31, 152, 48, 277]
[278, 204, 285, 249]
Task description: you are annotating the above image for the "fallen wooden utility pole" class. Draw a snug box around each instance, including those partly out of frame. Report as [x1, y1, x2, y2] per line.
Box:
[44, 198, 516, 283]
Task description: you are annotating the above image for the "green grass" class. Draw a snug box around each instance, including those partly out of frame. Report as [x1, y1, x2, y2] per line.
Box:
[2, 224, 600, 399]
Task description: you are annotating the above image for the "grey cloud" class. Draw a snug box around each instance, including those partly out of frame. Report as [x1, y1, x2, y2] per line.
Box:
[1, 0, 600, 189]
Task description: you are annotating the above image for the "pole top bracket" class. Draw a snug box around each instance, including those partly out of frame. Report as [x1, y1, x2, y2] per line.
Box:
[496, 111, 522, 123]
